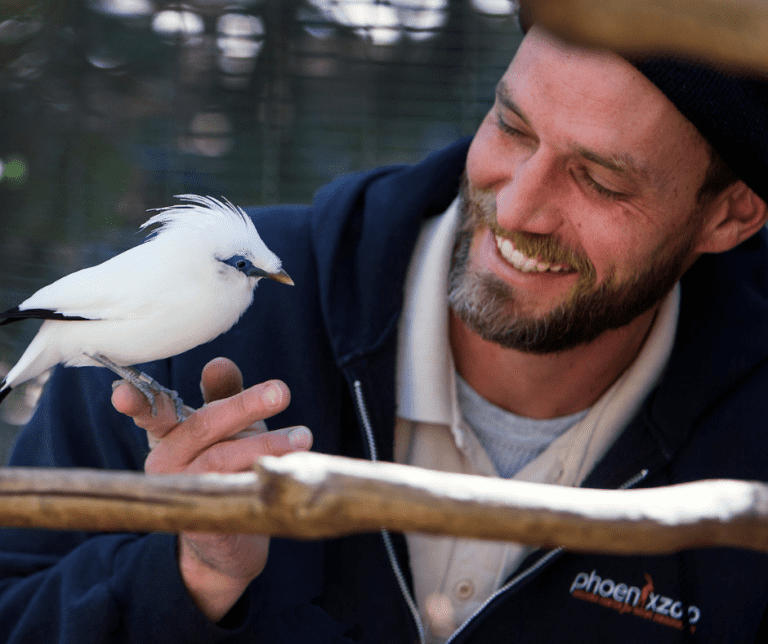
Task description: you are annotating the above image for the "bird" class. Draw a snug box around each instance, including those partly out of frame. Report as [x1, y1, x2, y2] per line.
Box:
[0, 194, 293, 421]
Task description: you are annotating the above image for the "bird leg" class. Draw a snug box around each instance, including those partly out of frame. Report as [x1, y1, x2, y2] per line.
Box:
[86, 353, 190, 422]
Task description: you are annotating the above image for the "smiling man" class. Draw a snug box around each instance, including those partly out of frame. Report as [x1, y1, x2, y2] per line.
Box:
[392, 26, 768, 642]
[446, 26, 764, 419]
[3, 18, 768, 644]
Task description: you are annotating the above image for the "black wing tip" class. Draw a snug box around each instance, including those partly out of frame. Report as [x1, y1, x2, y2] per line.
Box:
[0, 308, 90, 325]
[0, 384, 12, 405]
[0, 307, 22, 326]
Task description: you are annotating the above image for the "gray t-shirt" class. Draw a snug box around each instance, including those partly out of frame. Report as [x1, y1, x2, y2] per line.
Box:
[456, 373, 589, 479]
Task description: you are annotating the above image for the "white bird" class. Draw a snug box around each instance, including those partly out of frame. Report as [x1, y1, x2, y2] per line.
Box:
[0, 194, 293, 420]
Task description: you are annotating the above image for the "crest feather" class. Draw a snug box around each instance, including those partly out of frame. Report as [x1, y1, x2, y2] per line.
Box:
[140, 195, 256, 240]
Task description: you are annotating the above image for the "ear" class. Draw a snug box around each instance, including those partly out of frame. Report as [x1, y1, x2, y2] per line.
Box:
[694, 181, 768, 255]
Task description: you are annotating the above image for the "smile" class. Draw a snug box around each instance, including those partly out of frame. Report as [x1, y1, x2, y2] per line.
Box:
[494, 235, 574, 273]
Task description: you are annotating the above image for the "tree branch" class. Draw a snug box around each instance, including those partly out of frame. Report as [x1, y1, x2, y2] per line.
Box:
[1, 452, 767, 555]
[527, 0, 768, 75]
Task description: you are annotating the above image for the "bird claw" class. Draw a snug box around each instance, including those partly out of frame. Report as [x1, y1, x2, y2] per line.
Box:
[121, 374, 188, 422]
[150, 382, 189, 422]
[91, 354, 190, 422]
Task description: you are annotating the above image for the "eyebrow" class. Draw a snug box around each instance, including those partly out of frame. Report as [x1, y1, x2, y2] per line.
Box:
[495, 79, 655, 185]
[574, 146, 651, 183]
[495, 79, 532, 127]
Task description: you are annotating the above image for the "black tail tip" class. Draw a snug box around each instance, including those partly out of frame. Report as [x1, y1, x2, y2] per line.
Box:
[0, 383, 12, 405]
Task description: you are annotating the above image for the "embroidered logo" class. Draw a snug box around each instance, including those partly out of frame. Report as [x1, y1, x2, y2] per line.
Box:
[569, 569, 701, 633]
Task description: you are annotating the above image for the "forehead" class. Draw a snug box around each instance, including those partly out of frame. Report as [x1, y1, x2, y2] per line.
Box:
[503, 27, 709, 192]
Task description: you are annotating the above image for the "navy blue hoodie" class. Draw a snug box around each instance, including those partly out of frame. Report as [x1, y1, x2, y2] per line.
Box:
[3, 138, 768, 643]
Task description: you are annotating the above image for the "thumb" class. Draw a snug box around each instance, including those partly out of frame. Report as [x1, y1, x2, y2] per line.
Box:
[200, 357, 244, 404]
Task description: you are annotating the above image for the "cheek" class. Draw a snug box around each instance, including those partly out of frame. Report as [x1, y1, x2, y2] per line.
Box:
[591, 234, 661, 284]
[466, 118, 502, 188]
[461, 225, 487, 274]
[573, 218, 650, 284]
[581, 199, 666, 262]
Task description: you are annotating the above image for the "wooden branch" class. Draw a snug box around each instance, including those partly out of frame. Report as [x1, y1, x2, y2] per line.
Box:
[527, 0, 768, 75]
[1, 452, 768, 555]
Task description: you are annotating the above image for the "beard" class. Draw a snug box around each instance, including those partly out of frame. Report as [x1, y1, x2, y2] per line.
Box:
[447, 177, 696, 354]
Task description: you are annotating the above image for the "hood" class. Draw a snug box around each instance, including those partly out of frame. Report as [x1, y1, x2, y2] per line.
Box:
[652, 229, 768, 448]
[310, 137, 471, 366]
[584, 228, 768, 488]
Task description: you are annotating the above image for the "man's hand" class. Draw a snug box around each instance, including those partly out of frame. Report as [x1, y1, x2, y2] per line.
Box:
[111, 357, 312, 622]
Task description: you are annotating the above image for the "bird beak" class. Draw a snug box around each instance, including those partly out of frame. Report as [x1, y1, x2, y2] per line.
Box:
[268, 269, 294, 286]
[246, 266, 294, 285]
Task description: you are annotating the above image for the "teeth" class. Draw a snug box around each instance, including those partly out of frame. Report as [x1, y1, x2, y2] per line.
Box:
[511, 248, 526, 265]
[495, 235, 570, 273]
[522, 257, 538, 271]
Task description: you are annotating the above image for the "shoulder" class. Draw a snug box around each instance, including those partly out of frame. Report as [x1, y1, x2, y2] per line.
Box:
[656, 228, 768, 480]
[244, 204, 313, 249]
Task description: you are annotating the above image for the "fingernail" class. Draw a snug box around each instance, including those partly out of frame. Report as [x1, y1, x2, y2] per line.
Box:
[263, 383, 282, 407]
[288, 426, 312, 450]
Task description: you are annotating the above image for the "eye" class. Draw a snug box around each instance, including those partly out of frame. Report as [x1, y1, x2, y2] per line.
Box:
[236, 259, 247, 269]
[495, 113, 525, 138]
[578, 168, 626, 201]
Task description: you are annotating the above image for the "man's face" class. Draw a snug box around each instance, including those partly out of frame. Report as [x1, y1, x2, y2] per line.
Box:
[449, 27, 712, 353]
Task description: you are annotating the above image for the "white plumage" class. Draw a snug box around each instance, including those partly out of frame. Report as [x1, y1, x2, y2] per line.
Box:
[0, 194, 292, 418]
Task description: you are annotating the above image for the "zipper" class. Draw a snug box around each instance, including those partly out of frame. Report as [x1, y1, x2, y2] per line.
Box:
[353, 380, 427, 644]
[619, 468, 650, 491]
[443, 467, 650, 644]
[354, 377, 651, 644]
[353, 379, 379, 462]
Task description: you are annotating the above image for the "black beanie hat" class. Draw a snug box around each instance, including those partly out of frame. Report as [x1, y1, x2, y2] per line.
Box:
[516, 7, 768, 204]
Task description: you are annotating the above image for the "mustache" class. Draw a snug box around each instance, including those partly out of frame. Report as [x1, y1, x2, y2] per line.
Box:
[459, 176, 597, 284]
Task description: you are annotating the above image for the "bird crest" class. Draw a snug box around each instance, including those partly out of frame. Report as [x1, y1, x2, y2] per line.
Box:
[141, 194, 256, 240]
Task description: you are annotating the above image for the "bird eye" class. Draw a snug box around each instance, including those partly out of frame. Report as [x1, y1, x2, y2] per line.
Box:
[236, 260, 247, 269]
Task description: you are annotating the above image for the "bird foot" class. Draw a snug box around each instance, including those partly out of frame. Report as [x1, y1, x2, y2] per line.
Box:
[88, 354, 190, 422]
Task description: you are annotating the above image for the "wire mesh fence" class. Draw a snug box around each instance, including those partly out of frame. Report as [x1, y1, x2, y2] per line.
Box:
[0, 0, 523, 462]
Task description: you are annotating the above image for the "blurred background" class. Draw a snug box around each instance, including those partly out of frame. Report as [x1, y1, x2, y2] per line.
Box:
[0, 0, 523, 463]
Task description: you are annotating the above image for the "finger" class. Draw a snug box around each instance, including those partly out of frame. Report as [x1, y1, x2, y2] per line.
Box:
[190, 426, 313, 474]
[231, 419, 268, 439]
[200, 357, 244, 404]
[155, 380, 291, 462]
[111, 381, 184, 439]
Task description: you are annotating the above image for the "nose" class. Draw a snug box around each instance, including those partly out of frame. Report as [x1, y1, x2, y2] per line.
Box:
[494, 148, 565, 236]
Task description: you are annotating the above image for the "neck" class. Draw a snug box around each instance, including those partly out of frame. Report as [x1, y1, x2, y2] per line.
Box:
[449, 306, 659, 419]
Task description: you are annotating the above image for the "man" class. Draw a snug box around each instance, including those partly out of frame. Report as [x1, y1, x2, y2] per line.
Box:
[2, 22, 768, 644]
